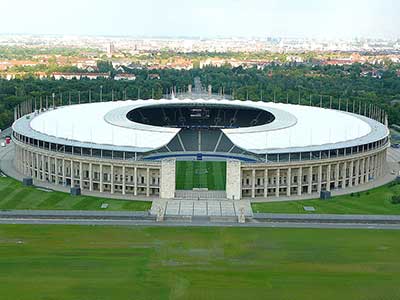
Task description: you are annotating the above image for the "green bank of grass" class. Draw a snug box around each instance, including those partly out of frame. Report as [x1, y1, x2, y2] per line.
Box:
[0, 176, 151, 211]
[176, 161, 226, 190]
[252, 181, 400, 215]
[0, 225, 399, 300]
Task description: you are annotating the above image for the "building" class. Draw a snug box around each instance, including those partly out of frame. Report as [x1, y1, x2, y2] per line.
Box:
[107, 42, 115, 58]
[51, 72, 110, 80]
[114, 74, 136, 81]
[12, 98, 389, 201]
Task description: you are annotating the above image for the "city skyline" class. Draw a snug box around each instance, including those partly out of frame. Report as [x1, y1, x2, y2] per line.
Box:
[1, 0, 399, 39]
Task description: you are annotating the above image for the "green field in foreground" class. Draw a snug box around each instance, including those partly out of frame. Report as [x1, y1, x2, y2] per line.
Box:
[0, 176, 151, 211]
[252, 181, 400, 215]
[175, 161, 226, 190]
[0, 225, 399, 300]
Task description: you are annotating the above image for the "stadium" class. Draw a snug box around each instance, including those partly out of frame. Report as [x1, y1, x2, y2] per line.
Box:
[12, 97, 390, 201]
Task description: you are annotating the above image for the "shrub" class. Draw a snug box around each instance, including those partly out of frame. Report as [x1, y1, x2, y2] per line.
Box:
[391, 195, 400, 204]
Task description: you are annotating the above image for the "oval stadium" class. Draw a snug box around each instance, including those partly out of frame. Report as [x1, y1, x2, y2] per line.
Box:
[12, 98, 390, 201]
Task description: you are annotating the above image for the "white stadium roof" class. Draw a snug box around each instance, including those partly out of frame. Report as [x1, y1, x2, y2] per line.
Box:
[14, 99, 389, 154]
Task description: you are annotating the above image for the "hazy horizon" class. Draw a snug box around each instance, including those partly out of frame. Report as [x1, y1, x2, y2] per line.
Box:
[1, 0, 399, 39]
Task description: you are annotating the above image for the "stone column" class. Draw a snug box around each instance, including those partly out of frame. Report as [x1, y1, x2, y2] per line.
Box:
[326, 164, 331, 191]
[89, 163, 93, 191]
[36, 153, 39, 177]
[62, 159, 66, 185]
[41, 155, 45, 180]
[21, 148, 25, 175]
[264, 169, 268, 198]
[99, 164, 103, 192]
[334, 163, 339, 188]
[372, 155, 377, 178]
[286, 167, 291, 197]
[79, 161, 83, 189]
[110, 164, 114, 194]
[307, 167, 312, 194]
[47, 156, 51, 181]
[251, 169, 256, 198]
[341, 161, 347, 189]
[160, 159, 176, 199]
[360, 158, 365, 184]
[348, 161, 354, 187]
[317, 165, 322, 193]
[122, 165, 126, 195]
[54, 158, 58, 185]
[379, 152, 384, 177]
[146, 168, 150, 197]
[365, 156, 370, 183]
[134, 166, 138, 196]
[354, 159, 360, 186]
[30, 151, 34, 176]
[226, 160, 241, 200]
[275, 168, 280, 197]
[297, 167, 302, 195]
[70, 160, 74, 187]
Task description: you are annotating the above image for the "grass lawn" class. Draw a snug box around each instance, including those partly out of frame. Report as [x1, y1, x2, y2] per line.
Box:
[175, 161, 226, 190]
[252, 181, 400, 215]
[0, 225, 399, 300]
[0, 176, 151, 211]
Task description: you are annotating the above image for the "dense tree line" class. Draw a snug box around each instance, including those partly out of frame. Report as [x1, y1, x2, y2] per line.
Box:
[0, 64, 400, 129]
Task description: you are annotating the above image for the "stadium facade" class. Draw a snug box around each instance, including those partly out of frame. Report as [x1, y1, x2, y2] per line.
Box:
[12, 98, 390, 200]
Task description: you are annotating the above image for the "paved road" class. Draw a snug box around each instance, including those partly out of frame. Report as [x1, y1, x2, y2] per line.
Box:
[2, 210, 400, 229]
[2, 217, 400, 229]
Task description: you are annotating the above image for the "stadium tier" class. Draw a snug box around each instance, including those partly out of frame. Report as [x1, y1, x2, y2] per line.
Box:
[12, 98, 389, 200]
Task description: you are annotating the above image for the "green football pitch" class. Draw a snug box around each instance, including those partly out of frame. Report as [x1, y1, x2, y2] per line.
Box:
[175, 161, 226, 190]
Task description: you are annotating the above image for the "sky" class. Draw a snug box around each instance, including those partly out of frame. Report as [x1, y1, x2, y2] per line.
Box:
[1, 0, 399, 38]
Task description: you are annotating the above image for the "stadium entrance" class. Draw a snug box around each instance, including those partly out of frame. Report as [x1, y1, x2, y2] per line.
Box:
[175, 161, 226, 191]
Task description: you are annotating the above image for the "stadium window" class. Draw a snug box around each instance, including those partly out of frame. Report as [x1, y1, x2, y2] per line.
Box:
[280, 153, 289, 162]
[125, 152, 135, 159]
[311, 151, 320, 160]
[82, 148, 91, 156]
[92, 149, 101, 158]
[102, 150, 112, 158]
[290, 153, 300, 161]
[65, 146, 72, 154]
[114, 151, 123, 159]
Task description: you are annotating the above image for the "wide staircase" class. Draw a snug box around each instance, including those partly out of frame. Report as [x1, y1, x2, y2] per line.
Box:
[174, 190, 226, 200]
[150, 199, 253, 219]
